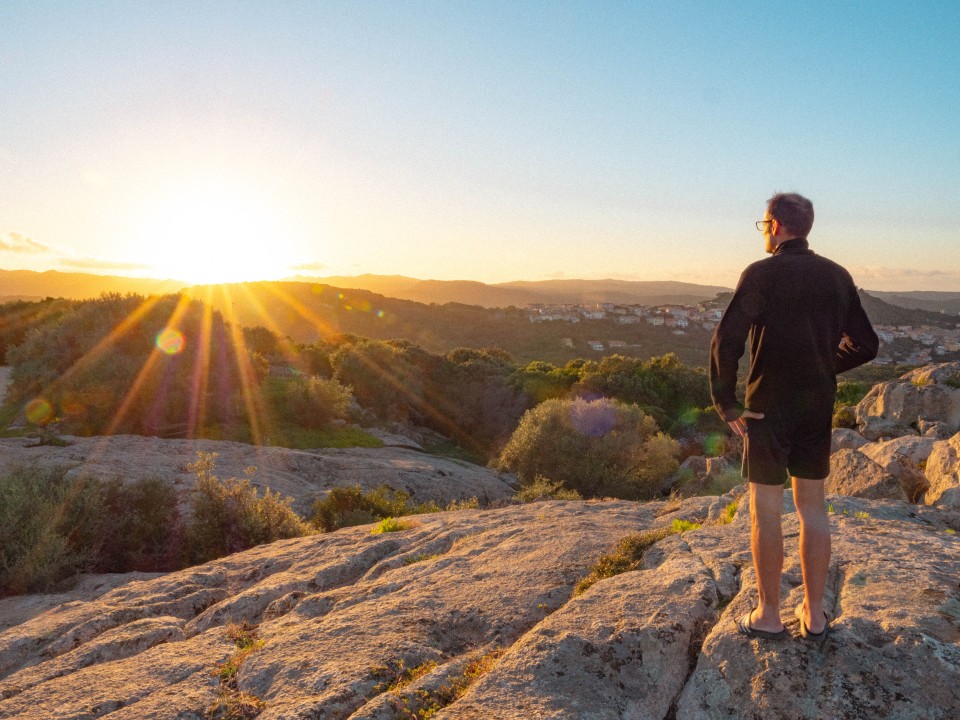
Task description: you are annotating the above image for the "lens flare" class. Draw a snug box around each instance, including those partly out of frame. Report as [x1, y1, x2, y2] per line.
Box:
[156, 329, 185, 355]
[569, 398, 617, 437]
[25, 398, 53, 424]
[704, 432, 725, 455]
[376, 310, 385, 318]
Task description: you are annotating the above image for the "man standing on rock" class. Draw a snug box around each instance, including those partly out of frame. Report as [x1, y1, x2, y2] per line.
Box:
[709, 192, 878, 641]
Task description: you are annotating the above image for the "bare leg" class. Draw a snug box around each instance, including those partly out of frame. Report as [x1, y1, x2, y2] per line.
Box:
[792, 477, 830, 634]
[747, 482, 786, 632]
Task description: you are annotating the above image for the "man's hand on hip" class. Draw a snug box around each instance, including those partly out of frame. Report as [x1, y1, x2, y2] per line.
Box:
[727, 410, 765, 438]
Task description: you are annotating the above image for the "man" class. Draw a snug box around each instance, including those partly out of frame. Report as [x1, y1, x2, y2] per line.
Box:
[709, 193, 878, 641]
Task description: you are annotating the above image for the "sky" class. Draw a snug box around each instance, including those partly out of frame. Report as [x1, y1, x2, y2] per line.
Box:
[1, 1, 958, 290]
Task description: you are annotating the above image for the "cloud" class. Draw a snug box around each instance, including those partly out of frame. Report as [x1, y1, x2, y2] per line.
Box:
[849, 265, 960, 292]
[59, 257, 153, 272]
[0, 232, 49, 254]
[290, 261, 327, 271]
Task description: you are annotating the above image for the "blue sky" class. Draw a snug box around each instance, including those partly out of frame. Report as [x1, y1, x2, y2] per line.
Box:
[1, 1, 958, 288]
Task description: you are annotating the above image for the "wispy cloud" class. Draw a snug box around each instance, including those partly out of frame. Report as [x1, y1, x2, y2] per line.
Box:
[850, 266, 960, 292]
[290, 261, 327, 272]
[0, 232, 49, 254]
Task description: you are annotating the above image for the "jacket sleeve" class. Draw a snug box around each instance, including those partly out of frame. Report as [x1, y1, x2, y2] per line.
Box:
[835, 287, 879, 374]
[709, 267, 764, 422]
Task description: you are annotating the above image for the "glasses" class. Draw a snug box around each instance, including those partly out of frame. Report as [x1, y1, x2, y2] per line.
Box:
[755, 219, 773, 232]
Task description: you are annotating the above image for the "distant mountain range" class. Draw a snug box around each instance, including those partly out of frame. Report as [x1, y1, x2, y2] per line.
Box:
[4, 267, 960, 317]
[285, 274, 732, 307]
[0, 269, 185, 301]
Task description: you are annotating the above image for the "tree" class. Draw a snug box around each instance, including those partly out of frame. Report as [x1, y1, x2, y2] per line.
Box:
[496, 397, 680, 500]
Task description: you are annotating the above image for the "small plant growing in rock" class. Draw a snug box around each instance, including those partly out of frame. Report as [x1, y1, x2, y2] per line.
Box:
[386, 650, 505, 718]
[575, 526, 675, 595]
[946, 374, 960, 389]
[716, 501, 738, 525]
[515, 475, 582, 502]
[854, 511, 870, 519]
[373, 658, 439, 693]
[372, 517, 413, 534]
[671, 519, 701, 533]
[207, 622, 266, 719]
[403, 552, 440, 566]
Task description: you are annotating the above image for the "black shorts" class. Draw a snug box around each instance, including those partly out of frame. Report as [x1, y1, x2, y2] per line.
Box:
[742, 409, 832, 486]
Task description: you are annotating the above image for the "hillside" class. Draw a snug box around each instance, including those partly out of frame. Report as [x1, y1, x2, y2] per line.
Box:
[866, 290, 960, 315]
[858, 290, 960, 328]
[186, 281, 716, 365]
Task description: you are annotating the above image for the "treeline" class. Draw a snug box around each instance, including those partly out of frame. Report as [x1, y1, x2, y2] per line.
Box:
[2, 293, 721, 462]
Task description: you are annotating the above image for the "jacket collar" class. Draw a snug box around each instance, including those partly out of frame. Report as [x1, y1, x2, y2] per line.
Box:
[773, 237, 810, 256]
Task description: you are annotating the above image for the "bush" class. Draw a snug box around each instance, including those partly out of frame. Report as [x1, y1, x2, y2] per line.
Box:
[6, 293, 246, 437]
[0, 466, 94, 595]
[496, 397, 680, 500]
[832, 405, 857, 429]
[0, 466, 182, 595]
[514, 475, 582, 502]
[187, 452, 312, 563]
[97, 477, 183, 572]
[310, 485, 441, 532]
[282, 375, 353, 428]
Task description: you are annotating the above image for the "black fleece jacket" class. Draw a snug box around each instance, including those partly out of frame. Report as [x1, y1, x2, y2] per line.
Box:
[709, 238, 879, 422]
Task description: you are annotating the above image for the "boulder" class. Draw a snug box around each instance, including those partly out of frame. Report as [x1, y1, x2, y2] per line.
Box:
[925, 432, 960, 510]
[858, 436, 935, 502]
[830, 428, 869, 452]
[825, 448, 908, 502]
[856, 362, 960, 440]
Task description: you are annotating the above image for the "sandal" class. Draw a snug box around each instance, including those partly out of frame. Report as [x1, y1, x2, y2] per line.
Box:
[736, 609, 789, 640]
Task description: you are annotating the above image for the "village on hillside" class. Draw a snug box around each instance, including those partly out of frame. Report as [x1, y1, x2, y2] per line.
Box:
[526, 301, 960, 363]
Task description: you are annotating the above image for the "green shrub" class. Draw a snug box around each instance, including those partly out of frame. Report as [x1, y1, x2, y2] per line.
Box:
[187, 452, 312, 563]
[0, 466, 182, 595]
[497, 397, 680, 500]
[671, 519, 700, 533]
[97, 477, 183, 572]
[310, 485, 441, 532]
[6, 293, 246, 438]
[0, 465, 91, 595]
[282, 375, 353, 428]
[515, 475, 582, 502]
[835, 381, 870, 408]
[371, 517, 413, 534]
[832, 405, 857, 429]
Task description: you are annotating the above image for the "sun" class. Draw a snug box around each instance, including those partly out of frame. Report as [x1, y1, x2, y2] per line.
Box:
[134, 182, 298, 285]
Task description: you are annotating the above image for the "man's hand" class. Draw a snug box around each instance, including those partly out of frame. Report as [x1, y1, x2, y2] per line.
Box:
[727, 409, 765, 438]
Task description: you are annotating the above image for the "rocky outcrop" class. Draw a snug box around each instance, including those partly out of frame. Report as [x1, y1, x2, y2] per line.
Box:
[825, 448, 908, 501]
[0, 435, 517, 514]
[1, 493, 958, 719]
[925, 432, 960, 510]
[856, 361, 960, 440]
[830, 427, 869, 452]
